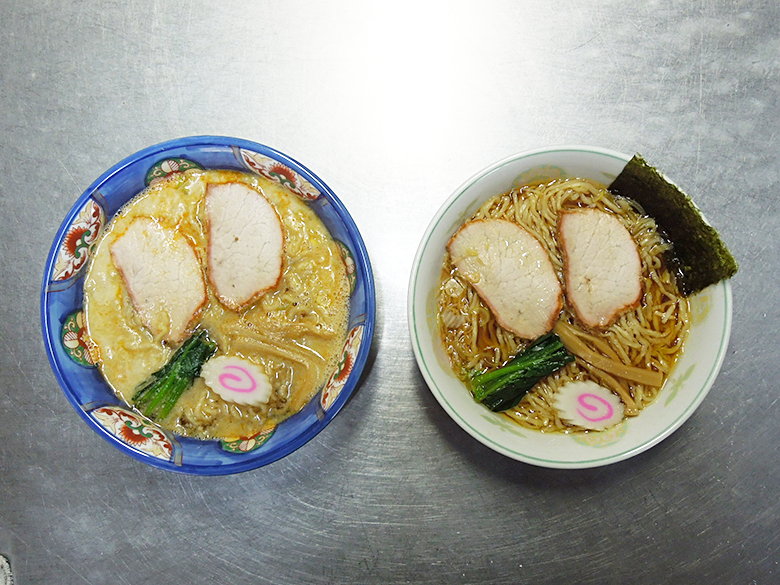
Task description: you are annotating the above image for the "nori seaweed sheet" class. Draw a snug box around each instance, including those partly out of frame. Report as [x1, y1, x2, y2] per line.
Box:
[608, 155, 738, 296]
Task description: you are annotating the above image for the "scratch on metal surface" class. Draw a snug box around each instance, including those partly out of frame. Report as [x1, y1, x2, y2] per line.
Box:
[56, 509, 85, 528]
[57, 158, 79, 190]
[96, 497, 122, 517]
[198, 489, 229, 533]
[115, 559, 134, 585]
[353, 500, 377, 555]
[132, 500, 160, 566]
[626, 17, 671, 54]
[698, 30, 706, 117]
[757, 526, 780, 563]
[568, 34, 601, 53]
[1, 340, 38, 396]
[177, 534, 272, 583]
[53, 553, 98, 585]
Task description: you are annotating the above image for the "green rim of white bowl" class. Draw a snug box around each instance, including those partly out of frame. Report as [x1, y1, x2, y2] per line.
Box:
[408, 145, 733, 469]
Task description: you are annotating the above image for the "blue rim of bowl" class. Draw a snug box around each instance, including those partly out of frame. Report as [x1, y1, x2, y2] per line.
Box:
[407, 144, 733, 469]
[41, 136, 375, 475]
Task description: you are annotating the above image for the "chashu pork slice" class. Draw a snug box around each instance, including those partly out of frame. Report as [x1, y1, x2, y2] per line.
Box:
[559, 209, 642, 329]
[110, 217, 208, 344]
[447, 219, 563, 340]
[205, 182, 284, 310]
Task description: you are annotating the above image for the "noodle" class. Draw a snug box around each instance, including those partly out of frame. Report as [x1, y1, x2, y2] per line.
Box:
[437, 178, 690, 433]
[84, 169, 350, 440]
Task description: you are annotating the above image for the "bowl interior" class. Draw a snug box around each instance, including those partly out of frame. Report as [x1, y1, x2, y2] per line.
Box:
[42, 136, 375, 474]
[408, 146, 732, 469]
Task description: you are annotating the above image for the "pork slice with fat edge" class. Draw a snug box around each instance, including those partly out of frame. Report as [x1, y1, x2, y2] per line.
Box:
[559, 208, 642, 329]
[447, 218, 563, 340]
[110, 217, 208, 343]
[205, 182, 285, 311]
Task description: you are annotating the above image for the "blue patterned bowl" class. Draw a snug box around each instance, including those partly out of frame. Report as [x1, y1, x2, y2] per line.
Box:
[42, 136, 375, 475]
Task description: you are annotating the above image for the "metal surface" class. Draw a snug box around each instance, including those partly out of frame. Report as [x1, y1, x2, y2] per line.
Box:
[1, 1, 777, 583]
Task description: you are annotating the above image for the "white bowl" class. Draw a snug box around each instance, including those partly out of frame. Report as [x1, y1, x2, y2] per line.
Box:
[408, 145, 732, 469]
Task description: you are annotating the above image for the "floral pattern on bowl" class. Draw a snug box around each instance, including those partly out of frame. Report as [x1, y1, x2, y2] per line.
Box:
[336, 239, 357, 294]
[145, 157, 204, 186]
[221, 425, 277, 454]
[50, 197, 105, 287]
[91, 405, 175, 461]
[321, 323, 366, 412]
[569, 421, 629, 448]
[235, 147, 321, 200]
[60, 310, 96, 367]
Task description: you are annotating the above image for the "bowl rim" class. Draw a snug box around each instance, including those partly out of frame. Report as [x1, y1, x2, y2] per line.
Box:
[41, 135, 376, 474]
[407, 144, 733, 469]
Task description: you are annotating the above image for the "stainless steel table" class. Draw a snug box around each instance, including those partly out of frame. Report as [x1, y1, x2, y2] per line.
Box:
[1, 1, 777, 583]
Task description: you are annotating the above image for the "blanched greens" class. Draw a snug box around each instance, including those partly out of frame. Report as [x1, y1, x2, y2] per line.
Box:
[133, 329, 217, 421]
[470, 333, 575, 412]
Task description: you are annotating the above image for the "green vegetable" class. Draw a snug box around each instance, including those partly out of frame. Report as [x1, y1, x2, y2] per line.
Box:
[608, 154, 738, 296]
[470, 333, 575, 412]
[133, 329, 217, 421]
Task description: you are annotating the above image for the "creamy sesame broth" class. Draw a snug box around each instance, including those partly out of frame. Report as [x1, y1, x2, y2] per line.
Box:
[84, 169, 350, 440]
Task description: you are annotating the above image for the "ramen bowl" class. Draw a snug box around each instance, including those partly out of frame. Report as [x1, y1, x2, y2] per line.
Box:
[42, 136, 375, 475]
[408, 145, 732, 469]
